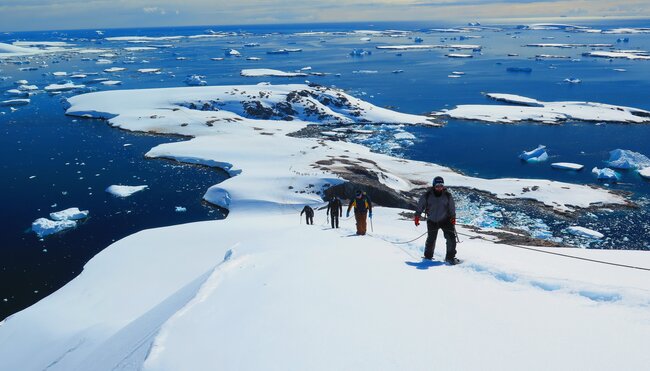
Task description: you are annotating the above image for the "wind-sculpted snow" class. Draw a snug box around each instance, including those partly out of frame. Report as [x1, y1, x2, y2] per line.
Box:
[65, 84, 627, 214]
[437, 93, 650, 124]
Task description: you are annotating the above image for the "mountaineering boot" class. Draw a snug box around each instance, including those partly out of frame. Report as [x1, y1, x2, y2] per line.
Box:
[445, 257, 460, 265]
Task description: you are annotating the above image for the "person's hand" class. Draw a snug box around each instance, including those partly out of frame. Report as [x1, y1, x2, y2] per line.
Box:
[450, 217, 456, 225]
[346, 211, 350, 218]
[369, 212, 373, 219]
[414, 215, 420, 227]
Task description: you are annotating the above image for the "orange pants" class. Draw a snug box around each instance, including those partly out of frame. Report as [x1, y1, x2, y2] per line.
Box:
[355, 211, 368, 235]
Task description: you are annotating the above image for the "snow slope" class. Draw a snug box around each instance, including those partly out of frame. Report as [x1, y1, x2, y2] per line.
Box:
[1, 208, 649, 370]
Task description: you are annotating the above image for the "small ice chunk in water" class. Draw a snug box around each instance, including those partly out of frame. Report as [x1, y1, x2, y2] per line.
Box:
[566, 226, 604, 239]
[175, 206, 187, 212]
[184, 75, 207, 86]
[32, 218, 77, 238]
[592, 167, 620, 181]
[106, 185, 148, 197]
[606, 149, 650, 169]
[551, 162, 584, 171]
[639, 167, 650, 179]
[564, 77, 581, 84]
[519, 145, 548, 162]
[50, 207, 89, 221]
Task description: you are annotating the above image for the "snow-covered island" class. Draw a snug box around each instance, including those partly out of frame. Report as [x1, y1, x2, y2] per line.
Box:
[436, 93, 650, 124]
[1, 84, 648, 370]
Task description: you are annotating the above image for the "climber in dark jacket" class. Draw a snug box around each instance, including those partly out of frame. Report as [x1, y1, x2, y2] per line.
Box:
[326, 196, 343, 228]
[300, 205, 314, 225]
[346, 191, 372, 235]
[415, 176, 459, 264]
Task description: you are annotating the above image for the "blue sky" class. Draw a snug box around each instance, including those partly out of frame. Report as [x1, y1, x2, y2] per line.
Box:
[0, 0, 648, 32]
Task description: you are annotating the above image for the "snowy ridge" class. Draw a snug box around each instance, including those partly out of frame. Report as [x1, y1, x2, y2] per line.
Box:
[1, 209, 649, 370]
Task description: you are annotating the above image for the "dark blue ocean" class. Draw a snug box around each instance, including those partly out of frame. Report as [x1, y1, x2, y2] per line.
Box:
[1, 20, 649, 319]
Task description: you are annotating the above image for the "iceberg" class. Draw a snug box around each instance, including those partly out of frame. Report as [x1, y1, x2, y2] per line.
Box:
[519, 145, 548, 162]
[551, 162, 584, 171]
[592, 167, 620, 181]
[31, 218, 77, 238]
[50, 207, 89, 221]
[639, 167, 650, 179]
[106, 185, 148, 197]
[104, 67, 127, 73]
[240, 69, 307, 77]
[184, 75, 207, 86]
[1, 99, 30, 106]
[606, 149, 650, 169]
[225, 49, 240, 57]
[44, 83, 85, 92]
[566, 226, 604, 239]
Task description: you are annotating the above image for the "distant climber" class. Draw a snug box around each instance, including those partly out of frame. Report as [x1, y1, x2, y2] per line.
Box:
[301, 205, 314, 225]
[326, 196, 343, 228]
[346, 191, 372, 235]
[415, 176, 459, 264]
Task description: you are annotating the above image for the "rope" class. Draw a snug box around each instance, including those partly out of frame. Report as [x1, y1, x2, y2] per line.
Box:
[454, 230, 650, 272]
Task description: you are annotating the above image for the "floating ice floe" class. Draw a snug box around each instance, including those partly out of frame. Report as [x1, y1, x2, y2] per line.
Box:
[105, 185, 148, 197]
[50, 207, 89, 221]
[138, 68, 161, 74]
[375, 44, 481, 51]
[606, 149, 650, 169]
[639, 167, 650, 179]
[564, 78, 581, 84]
[551, 162, 584, 171]
[566, 226, 604, 239]
[436, 93, 650, 124]
[5, 89, 28, 97]
[446, 53, 472, 58]
[536, 54, 571, 59]
[70, 74, 87, 79]
[100, 81, 122, 86]
[95, 59, 113, 65]
[246, 57, 261, 61]
[353, 70, 378, 74]
[350, 49, 371, 56]
[175, 206, 187, 212]
[44, 83, 86, 92]
[240, 69, 307, 77]
[526, 43, 612, 48]
[583, 50, 650, 60]
[124, 47, 158, 52]
[519, 145, 548, 162]
[52, 71, 67, 76]
[1, 98, 30, 106]
[31, 218, 77, 238]
[225, 49, 240, 57]
[185, 75, 207, 86]
[104, 67, 126, 73]
[592, 167, 620, 181]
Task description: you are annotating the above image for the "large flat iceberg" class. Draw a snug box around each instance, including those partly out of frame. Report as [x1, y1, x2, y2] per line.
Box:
[437, 93, 650, 124]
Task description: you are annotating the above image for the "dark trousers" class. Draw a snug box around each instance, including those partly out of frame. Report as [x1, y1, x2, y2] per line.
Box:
[330, 214, 340, 228]
[424, 220, 457, 260]
[305, 215, 313, 225]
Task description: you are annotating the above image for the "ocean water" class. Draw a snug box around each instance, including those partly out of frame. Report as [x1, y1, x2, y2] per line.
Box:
[2, 20, 650, 319]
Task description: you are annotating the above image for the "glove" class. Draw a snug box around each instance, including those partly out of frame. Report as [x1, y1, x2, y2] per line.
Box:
[369, 212, 373, 219]
[414, 215, 420, 227]
[346, 211, 350, 218]
[450, 217, 456, 225]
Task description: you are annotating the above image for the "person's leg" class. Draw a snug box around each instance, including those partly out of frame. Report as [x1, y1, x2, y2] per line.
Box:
[359, 212, 367, 235]
[309, 216, 314, 225]
[442, 224, 457, 261]
[305, 215, 309, 224]
[355, 212, 363, 234]
[333, 215, 338, 228]
[424, 220, 439, 259]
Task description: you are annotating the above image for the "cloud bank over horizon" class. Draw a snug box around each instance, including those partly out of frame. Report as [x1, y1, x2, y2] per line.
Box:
[0, 0, 649, 32]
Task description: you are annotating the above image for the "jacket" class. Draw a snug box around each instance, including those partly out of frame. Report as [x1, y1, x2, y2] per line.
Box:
[416, 188, 455, 223]
[327, 198, 342, 216]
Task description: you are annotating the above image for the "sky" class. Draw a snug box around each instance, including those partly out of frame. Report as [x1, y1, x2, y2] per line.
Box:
[0, 0, 649, 32]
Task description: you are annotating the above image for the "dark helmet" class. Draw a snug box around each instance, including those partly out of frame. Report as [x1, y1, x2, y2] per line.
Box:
[355, 190, 363, 197]
[433, 176, 444, 186]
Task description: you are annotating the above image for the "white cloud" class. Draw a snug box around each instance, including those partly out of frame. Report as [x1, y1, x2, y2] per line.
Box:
[143, 6, 166, 15]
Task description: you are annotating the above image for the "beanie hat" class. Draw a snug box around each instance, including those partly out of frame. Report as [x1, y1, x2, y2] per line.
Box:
[433, 176, 444, 186]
